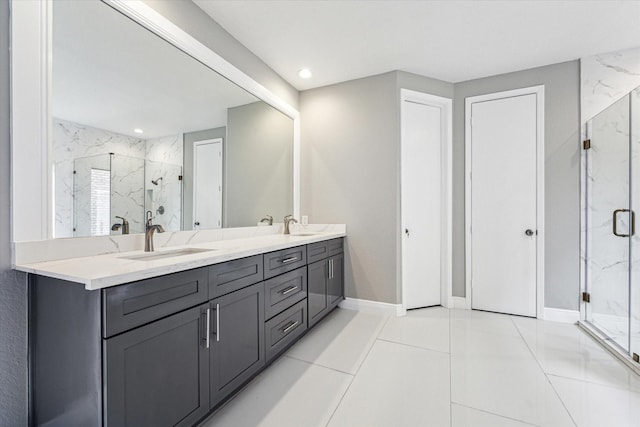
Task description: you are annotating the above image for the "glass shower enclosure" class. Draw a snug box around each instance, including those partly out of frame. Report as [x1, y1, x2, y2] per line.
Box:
[583, 85, 640, 367]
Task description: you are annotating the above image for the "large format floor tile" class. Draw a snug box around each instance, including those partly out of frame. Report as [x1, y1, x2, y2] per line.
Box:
[451, 403, 536, 427]
[327, 339, 450, 427]
[550, 375, 640, 427]
[451, 313, 574, 426]
[378, 305, 450, 353]
[285, 308, 388, 374]
[200, 356, 352, 427]
[513, 316, 640, 393]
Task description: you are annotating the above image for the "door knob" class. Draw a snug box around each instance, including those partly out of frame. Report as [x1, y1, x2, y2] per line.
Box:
[525, 229, 534, 236]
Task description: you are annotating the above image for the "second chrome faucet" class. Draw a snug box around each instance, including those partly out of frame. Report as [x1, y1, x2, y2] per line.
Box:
[283, 215, 298, 235]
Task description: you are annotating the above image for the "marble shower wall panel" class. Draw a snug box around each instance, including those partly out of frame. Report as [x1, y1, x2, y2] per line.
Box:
[146, 134, 183, 165]
[145, 160, 182, 232]
[581, 47, 640, 126]
[587, 94, 631, 347]
[52, 118, 146, 237]
[73, 154, 111, 237]
[110, 155, 145, 235]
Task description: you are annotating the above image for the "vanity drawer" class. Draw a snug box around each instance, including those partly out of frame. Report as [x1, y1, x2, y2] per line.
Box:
[208, 254, 264, 298]
[264, 266, 307, 319]
[102, 267, 208, 338]
[263, 246, 306, 279]
[265, 299, 307, 362]
[307, 238, 344, 264]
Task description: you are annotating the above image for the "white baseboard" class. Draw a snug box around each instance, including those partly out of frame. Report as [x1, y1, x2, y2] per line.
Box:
[543, 307, 580, 323]
[339, 297, 404, 316]
[451, 296, 467, 309]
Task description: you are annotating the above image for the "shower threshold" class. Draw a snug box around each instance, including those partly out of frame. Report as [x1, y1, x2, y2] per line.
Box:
[577, 321, 640, 377]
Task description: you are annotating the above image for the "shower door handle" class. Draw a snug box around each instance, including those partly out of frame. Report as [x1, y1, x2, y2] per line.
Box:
[613, 209, 635, 237]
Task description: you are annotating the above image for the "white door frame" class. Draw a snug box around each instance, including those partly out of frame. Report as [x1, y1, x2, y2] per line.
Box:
[193, 138, 223, 229]
[465, 85, 545, 318]
[400, 89, 453, 313]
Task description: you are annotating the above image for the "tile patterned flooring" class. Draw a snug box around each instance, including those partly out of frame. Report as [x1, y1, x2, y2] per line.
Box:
[199, 307, 640, 427]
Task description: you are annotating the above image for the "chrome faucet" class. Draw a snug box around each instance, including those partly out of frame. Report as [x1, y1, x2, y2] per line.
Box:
[111, 216, 130, 234]
[260, 215, 273, 226]
[145, 211, 165, 252]
[283, 215, 298, 235]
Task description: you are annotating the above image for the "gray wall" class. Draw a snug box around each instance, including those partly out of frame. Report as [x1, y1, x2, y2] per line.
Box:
[142, 0, 299, 110]
[183, 127, 226, 230]
[0, 0, 29, 424]
[300, 71, 453, 304]
[301, 65, 579, 310]
[454, 61, 580, 310]
[226, 102, 293, 227]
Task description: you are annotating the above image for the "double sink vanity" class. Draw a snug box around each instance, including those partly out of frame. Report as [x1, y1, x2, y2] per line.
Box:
[19, 227, 345, 426]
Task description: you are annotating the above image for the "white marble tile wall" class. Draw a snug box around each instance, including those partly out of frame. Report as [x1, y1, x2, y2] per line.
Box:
[581, 46, 640, 126]
[632, 87, 640, 357]
[53, 118, 146, 238]
[110, 154, 146, 235]
[145, 160, 182, 232]
[52, 118, 184, 237]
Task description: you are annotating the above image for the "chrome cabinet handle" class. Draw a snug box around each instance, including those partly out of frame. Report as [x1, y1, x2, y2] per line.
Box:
[613, 209, 635, 237]
[213, 303, 220, 342]
[282, 321, 299, 334]
[282, 256, 298, 264]
[205, 308, 210, 349]
[280, 285, 298, 295]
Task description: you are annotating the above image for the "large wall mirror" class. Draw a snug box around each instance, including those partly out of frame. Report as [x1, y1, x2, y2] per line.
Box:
[11, 0, 299, 243]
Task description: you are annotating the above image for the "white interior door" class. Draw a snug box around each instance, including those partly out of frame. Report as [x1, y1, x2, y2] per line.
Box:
[193, 139, 222, 229]
[401, 96, 444, 309]
[468, 90, 541, 317]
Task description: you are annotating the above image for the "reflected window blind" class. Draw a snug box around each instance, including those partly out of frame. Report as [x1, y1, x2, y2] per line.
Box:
[90, 168, 110, 236]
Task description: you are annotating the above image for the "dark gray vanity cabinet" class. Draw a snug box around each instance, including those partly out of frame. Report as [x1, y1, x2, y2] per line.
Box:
[307, 239, 345, 328]
[209, 282, 265, 408]
[103, 303, 210, 427]
[30, 238, 344, 427]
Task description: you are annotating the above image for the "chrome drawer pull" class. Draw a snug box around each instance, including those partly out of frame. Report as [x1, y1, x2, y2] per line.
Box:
[281, 321, 299, 334]
[205, 308, 210, 349]
[215, 303, 220, 342]
[281, 256, 298, 264]
[280, 286, 298, 295]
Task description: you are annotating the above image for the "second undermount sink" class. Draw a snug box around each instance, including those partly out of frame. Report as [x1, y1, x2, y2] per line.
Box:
[119, 248, 216, 261]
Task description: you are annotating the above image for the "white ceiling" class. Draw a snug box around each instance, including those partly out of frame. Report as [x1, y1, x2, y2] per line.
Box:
[194, 0, 640, 91]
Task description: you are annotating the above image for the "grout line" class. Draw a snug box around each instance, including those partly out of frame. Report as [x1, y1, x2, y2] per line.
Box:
[451, 402, 538, 427]
[546, 372, 640, 395]
[282, 354, 356, 376]
[376, 337, 450, 355]
[511, 317, 578, 427]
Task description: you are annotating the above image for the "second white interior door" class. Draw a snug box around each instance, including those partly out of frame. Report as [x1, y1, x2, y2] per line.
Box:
[401, 94, 444, 309]
[468, 89, 541, 317]
[193, 139, 222, 230]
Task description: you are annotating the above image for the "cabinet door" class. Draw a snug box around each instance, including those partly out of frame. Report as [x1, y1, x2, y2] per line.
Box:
[210, 282, 265, 408]
[328, 253, 344, 309]
[308, 259, 329, 328]
[104, 304, 209, 427]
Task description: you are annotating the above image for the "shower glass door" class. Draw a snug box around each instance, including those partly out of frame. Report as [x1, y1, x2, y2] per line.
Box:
[586, 93, 631, 352]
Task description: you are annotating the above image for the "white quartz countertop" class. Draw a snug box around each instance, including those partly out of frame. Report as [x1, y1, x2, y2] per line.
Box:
[15, 231, 345, 290]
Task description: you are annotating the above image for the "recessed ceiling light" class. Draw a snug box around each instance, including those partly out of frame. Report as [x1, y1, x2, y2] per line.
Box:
[134, 128, 144, 134]
[298, 68, 312, 79]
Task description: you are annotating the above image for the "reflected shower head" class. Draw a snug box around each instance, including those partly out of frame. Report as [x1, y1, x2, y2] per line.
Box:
[151, 177, 163, 185]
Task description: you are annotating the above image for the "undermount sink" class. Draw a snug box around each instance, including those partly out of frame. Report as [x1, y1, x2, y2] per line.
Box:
[119, 248, 215, 261]
[291, 232, 320, 237]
